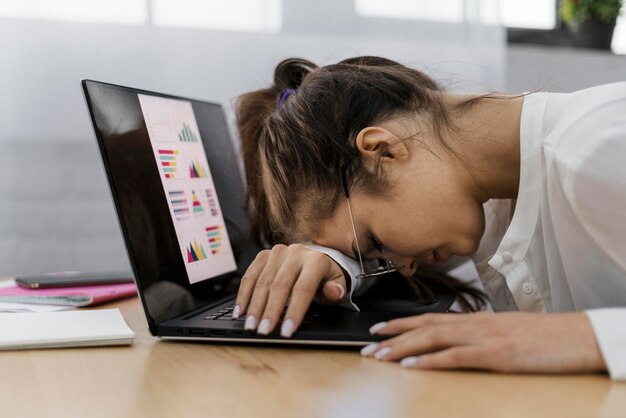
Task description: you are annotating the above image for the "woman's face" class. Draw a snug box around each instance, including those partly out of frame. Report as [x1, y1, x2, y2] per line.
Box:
[313, 124, 486, 277]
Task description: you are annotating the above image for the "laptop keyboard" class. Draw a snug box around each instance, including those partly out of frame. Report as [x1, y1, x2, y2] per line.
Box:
[202, 304, 322, 324]
[203, 305, 241, 321]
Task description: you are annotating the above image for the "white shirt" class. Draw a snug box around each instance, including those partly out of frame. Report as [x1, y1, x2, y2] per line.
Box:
[309, 83, 626, 380]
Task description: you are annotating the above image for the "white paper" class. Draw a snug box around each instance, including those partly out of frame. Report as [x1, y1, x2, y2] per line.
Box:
[0, 308, 135, 349]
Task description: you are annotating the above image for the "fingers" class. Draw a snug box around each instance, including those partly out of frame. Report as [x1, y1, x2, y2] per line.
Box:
[233, 246, 281, 320]
[360, 327, 495, 371]
[254, 256, 303, 335]
[362, 312, 605, 374]
[320, 280, 346, 304]
[361, 312, 523, 372]
[369, 312, 480, 336]
[280, 255, 344, 337]
[363, 324, 471, 361]
[401, 346, 491, 371]
[241, 245, 288, 330]
[234, 244, 347, 337]
[233, 248, 270, 316]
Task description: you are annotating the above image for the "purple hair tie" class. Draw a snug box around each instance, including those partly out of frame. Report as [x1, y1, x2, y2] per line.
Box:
[276, 88, 296, 109]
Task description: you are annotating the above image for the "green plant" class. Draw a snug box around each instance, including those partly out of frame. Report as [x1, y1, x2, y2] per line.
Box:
[561, 0, 623, 23]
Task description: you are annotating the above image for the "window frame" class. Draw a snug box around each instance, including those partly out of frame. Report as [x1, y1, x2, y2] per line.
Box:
[505, 0, 612, 48]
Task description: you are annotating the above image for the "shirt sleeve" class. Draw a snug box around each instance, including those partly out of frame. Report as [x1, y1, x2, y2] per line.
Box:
[584, 309, 626, 380]
[562, 119, 626, 274]
[305, 244, 376, 311]
[562, 117, 626, 380]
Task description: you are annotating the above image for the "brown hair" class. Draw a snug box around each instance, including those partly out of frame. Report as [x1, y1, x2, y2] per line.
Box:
[236, 56, 486, 311]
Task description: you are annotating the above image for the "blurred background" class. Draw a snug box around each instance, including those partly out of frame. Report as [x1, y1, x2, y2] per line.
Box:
[1, 0, 625, 276]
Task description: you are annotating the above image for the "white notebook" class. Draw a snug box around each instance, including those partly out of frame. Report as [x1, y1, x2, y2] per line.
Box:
[0, 308, 135, 349]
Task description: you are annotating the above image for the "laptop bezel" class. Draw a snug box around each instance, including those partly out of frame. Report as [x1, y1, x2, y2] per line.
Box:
[82, 79, 255, 334]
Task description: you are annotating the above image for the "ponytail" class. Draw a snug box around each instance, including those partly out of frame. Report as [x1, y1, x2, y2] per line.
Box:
[236, 58, 319, 245]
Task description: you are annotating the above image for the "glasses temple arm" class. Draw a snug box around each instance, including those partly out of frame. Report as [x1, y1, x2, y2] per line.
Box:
[345, 197, 367, 276]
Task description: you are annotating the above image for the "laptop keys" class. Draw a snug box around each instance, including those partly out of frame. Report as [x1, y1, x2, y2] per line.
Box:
[203, 305, 241, 321]
[203, 304, 321, 324]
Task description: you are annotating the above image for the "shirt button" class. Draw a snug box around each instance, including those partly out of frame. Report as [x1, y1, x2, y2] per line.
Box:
[522, 282, 534, 294]
[502, 251, 513, 263]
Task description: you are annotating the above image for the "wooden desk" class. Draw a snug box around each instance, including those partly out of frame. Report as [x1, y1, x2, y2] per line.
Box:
[1, 296, 625, 418]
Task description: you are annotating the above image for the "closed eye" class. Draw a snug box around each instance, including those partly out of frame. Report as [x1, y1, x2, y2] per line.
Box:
[368, 233, 383, 253]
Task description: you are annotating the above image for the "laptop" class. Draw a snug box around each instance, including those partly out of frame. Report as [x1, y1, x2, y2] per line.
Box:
[82, 80, 454, 346]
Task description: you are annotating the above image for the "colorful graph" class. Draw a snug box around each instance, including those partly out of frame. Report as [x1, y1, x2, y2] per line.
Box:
[158, 149, 179, 179]
[189, 161, 208, 178]
[168, 190, 189, 216]
[191, 190, 204, 213]
[206, 225, 223, 254]
[187, 239, 208, 263]
[205, 189, 219, 216]
[179, 123, 198, 142]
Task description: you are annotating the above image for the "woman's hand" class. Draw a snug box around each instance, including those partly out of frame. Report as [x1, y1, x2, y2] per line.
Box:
[362, 312, 607, 374]
[234, 244, 348, 337]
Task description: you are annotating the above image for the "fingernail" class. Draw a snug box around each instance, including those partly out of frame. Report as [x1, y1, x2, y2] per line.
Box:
[232, 305, 241, 319]
[281, 319, 295, 338]
[360, 343, 379, 357]
[257, 318, 271, 335]
[369, 322, 388, 335]
[374, 347, 392, 360]
[244, 315, 256, 331]
[335, 283, 345, 299]
[400, 356, 420, 368]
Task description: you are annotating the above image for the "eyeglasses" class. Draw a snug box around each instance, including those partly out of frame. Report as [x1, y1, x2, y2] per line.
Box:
[340, 154, 398, 279]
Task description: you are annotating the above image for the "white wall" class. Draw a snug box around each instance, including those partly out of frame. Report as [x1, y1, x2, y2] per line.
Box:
[0, 17, 505, 275]
[506, 45, 626, 92]
[3, 7, 625, 277]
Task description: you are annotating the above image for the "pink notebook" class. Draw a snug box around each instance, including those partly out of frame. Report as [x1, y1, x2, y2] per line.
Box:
[0, 283, 137, 307]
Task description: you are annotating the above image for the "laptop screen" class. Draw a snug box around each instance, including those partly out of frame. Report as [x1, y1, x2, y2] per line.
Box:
[138, 94, 237, 284]
[83, 80, 260, 328]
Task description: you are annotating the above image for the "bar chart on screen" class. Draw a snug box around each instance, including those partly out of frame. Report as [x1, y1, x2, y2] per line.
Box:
[178, 123, 199, 142]
[168, 190, 190, 219]
[206, 225, 223, 254]
[205, 189, 219, 217]
[158, 149, 182, 179]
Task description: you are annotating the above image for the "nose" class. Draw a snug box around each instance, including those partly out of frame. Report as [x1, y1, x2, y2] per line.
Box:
[396, 256, 418, 278]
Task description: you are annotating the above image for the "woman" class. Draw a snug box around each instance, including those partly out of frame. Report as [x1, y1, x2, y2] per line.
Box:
[232, 57, 626, 379]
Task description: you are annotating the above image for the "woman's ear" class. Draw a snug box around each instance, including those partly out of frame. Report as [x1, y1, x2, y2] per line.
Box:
[355, 126, 410, 164]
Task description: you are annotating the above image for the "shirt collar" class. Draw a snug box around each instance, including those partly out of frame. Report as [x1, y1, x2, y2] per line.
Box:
[488, 92, 548, 275]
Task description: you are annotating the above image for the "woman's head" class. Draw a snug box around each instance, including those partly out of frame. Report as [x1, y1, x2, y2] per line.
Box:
[236, 56, 471, 249]
[236, 55, 518, 310]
